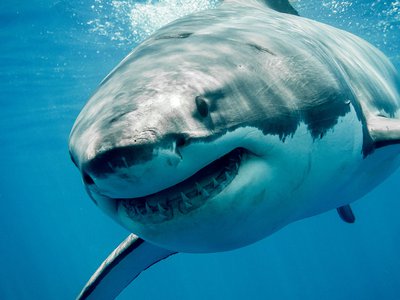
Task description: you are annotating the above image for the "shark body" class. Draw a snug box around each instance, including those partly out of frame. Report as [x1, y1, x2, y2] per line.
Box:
[69, 0, 400, 298]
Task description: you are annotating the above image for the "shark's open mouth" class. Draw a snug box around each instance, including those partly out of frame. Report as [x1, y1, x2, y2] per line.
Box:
[118, 148, 246, 224]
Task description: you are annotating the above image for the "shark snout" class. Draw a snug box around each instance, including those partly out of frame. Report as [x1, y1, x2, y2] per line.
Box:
[77, 134, 190, 198]
[82, 144, 155, 179]
[79, 144, 156, 193]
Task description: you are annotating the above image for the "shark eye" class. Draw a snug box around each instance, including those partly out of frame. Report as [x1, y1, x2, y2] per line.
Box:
[195, 96, 209, 118]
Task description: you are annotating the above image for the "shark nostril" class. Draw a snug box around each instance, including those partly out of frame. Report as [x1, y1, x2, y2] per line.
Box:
[83, 172, 95, 185]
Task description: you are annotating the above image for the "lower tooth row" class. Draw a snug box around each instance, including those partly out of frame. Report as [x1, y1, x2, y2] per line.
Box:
[124, 156, 241, 220]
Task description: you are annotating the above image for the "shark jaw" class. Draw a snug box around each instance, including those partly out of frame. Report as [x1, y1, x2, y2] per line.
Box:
[84, 142, 275, 252]
[117, 148, 246, 224]
[86, 146, 254, 226]
[82, 127, 279, 252]
[113, 146, 275, 253]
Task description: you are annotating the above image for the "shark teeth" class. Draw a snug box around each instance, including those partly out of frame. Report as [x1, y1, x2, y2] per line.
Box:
[157, 203, 166, 213]
[182, 199, 193, 209]
[121, 148, 245, 223]
[136, 206, 144, 216]
[121, 156, 129, 168]
[212, 177, 218, 188]
[145, 202, 152, 214]
[201, 188, 209, 198]
[179, 192, 193, 213]
[195, 182, 202, 194]
[181, 192, 191, 203]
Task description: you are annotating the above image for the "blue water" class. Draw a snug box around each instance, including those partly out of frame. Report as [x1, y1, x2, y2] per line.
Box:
[1, 0, 399, 299]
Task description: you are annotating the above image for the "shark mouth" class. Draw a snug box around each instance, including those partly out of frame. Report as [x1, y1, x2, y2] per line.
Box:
[117, 148, 246, 224]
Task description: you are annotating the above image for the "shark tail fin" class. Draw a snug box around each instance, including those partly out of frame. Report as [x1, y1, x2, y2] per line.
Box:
[77, 234, 177, 300]
[222, 0, 299, 15]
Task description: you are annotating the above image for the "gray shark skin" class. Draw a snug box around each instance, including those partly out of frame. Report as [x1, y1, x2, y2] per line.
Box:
[70, 0, 400, 299]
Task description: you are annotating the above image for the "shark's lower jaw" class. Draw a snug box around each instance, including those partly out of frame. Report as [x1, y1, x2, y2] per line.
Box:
[117, 147, 246, 224]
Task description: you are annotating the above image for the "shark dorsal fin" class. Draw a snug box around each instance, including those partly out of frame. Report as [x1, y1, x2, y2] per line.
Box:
[223, 0, 299, 15]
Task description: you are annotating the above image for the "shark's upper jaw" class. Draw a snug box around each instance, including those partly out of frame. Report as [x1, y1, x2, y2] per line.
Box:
[85, 147, 247, 224]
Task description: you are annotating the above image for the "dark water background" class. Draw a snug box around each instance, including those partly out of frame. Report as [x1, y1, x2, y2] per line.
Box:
[1, 0, 399, 299]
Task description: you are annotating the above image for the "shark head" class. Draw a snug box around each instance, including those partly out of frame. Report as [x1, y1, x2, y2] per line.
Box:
[69, 3, 400, 253]
[69, 20, 310, 252]
[70, 37, 277, 252]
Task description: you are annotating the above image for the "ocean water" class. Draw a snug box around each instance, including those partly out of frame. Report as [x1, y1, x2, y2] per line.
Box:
[1, 0, 400, 299]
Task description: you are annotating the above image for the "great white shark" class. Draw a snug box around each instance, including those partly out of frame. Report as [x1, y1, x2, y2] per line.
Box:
[69, 0, 400, 298]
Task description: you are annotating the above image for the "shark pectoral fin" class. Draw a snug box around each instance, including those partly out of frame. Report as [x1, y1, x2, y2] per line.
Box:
[77, 234, 177, 300]
[368, 116, 400, 149]
[223, 0, 299, 16]
[337, 205, 356, 224]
